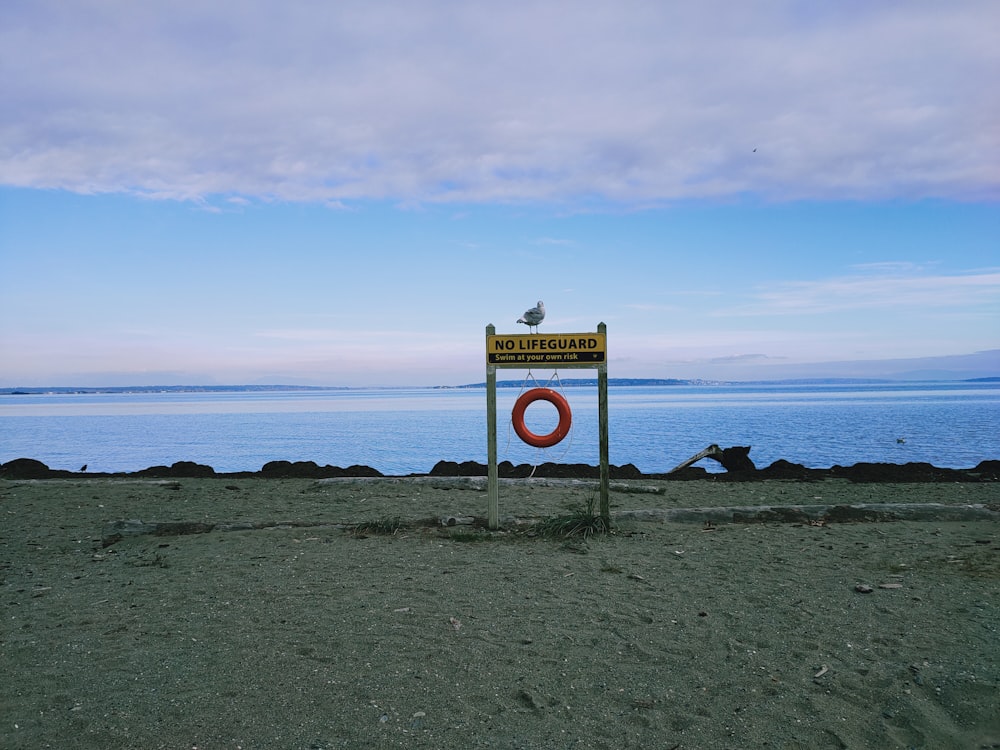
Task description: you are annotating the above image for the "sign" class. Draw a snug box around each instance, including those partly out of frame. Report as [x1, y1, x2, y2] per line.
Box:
[487, 332, 606, 366]
[485, 323, 609, 529]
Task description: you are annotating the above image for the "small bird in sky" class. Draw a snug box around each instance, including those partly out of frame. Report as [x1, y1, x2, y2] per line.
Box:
[517, 300, 545, 333]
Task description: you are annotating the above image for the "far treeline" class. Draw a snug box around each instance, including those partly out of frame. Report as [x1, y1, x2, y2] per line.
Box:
[2, 377, 998, 395]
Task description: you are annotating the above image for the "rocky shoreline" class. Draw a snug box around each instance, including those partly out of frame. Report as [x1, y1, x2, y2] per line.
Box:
[2, 455, 999, 482]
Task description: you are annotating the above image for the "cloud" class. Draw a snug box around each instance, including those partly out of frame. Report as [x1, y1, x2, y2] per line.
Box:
[2, 0, 997, 205]
[728, 269, 1000, 316]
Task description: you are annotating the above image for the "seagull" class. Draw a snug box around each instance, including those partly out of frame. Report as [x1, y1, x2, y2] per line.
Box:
[517, 300, 545, 333]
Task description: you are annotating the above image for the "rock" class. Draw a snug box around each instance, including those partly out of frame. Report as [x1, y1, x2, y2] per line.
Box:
[0, 458, 54, 479]
[260, 460, 383, 478]
[135, 461, 216, 478]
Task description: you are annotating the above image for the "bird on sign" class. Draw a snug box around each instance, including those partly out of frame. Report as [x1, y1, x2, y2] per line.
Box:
[517, 300, 545, 333]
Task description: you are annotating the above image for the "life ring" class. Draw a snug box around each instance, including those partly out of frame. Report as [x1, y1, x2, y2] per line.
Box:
[512, 388, 572, 448]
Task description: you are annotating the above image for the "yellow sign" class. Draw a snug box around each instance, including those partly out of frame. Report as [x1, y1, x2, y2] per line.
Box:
[487, 332, 607, 366]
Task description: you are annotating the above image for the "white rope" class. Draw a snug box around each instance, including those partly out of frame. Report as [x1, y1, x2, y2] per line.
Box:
[502, 369, 574, 475]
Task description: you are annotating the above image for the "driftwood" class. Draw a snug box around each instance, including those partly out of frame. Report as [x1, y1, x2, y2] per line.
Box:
[101, 518, 344, 547]
[101, 514, 491, 546]
[668, 445, 757, 474]
[102, 502, 999, 545]
[315, 476, 664, 493]
[615, 503, 1000, 525]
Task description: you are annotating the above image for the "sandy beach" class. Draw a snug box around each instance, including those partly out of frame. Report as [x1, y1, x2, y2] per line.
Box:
[2, 475, 998, 749]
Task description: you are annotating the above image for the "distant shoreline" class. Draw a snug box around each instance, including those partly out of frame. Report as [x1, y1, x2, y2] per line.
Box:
[4, 376, 999, 395]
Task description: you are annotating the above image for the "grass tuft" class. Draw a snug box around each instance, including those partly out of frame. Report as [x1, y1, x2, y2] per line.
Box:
[351, 516, 405, 536]
[533, 512, 612, 539]
[532, 495, 612, 539]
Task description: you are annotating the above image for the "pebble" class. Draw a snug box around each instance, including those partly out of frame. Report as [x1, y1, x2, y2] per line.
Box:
[855, 584, 874, 594]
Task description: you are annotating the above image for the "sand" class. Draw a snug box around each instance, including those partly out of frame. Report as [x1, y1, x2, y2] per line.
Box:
[2, 477, 998, 749]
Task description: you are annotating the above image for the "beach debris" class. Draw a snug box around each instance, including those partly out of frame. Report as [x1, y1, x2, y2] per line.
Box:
[813, 665, 830, 678]
[668, 444, 756, 474]
[618, 503, 999, 526]
[878, 582, 903, 589]
[440, 515, 475, 527]
[626, 573, 653, 587]
[449, 616, 462, 631]
[854, 584, 874, 593]
[101, 517, 346, 546]
[669, 444, 724, 473]
[353, 516, 404, 536]
[516, 300, 545, 333]
[517, 689, 543, 711]
[702, 521, 717, 532]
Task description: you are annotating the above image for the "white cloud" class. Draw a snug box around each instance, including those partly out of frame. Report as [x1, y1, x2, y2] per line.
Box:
[727, 269, 1000, 316]
[2, 0, 997, 204]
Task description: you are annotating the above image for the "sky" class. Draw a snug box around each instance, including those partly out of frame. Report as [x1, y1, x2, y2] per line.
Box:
[1, 0, 998, 387]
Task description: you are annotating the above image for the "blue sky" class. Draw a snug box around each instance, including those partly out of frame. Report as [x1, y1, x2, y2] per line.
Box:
[1, 1, 998, 387]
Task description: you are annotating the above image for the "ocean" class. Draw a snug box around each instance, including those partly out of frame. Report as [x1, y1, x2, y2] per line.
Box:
[1, 381, 998, 475]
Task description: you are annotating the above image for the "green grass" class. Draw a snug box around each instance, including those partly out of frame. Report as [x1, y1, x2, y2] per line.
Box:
[531, 495, 612, 539]
[533, 512, 612, 539]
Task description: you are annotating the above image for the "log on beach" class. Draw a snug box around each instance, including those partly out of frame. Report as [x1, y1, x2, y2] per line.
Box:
[99, 502, 1000, 546]
[617, 502, 1000, 525]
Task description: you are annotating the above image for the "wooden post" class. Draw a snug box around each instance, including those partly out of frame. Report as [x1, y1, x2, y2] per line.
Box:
[486, 325, 499, 529]
[597, 322, 610, 520]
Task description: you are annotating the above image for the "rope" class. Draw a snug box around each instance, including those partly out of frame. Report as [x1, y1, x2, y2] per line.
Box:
[503, 369, 574, 476]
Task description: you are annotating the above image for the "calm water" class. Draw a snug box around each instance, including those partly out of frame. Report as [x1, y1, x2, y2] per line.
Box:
[1, 382, 997, 475]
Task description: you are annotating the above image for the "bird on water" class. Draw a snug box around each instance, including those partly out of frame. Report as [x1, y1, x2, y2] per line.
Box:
[517, 300, 545, 333]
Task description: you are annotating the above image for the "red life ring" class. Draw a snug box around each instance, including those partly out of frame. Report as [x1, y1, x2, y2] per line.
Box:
[512, 388, 572, 448]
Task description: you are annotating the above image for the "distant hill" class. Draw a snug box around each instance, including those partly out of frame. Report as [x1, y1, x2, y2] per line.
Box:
[450, 377, 908, 388]
[448, 378, 706, 389]
[1, 384, 344, 395]
[3, 376, 997, 396]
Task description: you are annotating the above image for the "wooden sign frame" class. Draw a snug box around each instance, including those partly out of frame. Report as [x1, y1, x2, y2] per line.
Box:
[485, 322, 609, 529]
